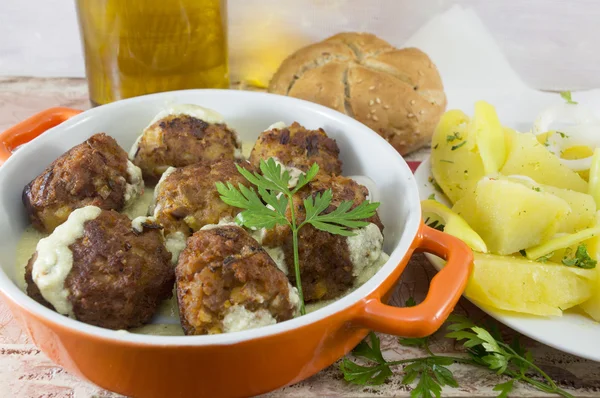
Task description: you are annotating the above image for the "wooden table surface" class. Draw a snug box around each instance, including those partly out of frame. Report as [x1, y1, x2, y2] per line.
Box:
[2, 77, 600, 398]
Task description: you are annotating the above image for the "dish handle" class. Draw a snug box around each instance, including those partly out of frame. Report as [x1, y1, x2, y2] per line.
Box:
[0, 107, 82, 166]
[355, 223, 473, 337]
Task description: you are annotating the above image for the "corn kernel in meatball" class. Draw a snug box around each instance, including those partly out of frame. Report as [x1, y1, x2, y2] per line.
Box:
[23, 133, 144, 233]
[176, 225, 299, 335]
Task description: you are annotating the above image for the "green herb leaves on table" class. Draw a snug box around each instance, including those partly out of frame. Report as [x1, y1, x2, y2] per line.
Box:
[340, 307, 573, 398]
[216, 158, 380, 315]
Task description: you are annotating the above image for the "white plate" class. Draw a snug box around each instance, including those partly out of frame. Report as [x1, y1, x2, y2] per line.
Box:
[415, 157, 600, 362]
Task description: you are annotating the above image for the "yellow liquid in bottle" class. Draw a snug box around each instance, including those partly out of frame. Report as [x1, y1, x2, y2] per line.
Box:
[76, 0, 228, 106]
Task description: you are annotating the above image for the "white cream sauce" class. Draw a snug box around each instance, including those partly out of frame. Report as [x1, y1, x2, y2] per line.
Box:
[199, 217, 238, 231]
[265, 246, 287, 275]
[129, 324, 185, 336]
[347, 223, 384, 277]
[122, 189, 154, 219]
[222, 305, 277, 333]
[271, 157, 303, 188]
[241, 141, 254, 159]
[267, 121, 287, 131]
[128, 134, 143, 161]
[147, 104, 225, 128]
[32, 206, 102, 317]
[132, 216, 157, 233]
[165, 231, 187, 264]
[124, 160, 144, 208]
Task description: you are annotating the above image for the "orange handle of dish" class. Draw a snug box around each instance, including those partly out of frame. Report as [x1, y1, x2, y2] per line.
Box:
[0, 107, 82, 166]
[356, 224, 473, 337]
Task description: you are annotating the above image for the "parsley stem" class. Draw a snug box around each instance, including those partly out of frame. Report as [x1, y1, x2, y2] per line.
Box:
[288, 194, 306, 315]
[384, 355, 475, 367]
[499, 342, 561, 392]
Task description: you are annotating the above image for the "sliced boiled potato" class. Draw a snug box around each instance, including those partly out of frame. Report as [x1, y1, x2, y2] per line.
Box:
[421, 199, 487, 252]
[544, 186, 596, 233]
[500, 132, 588, 192]
[588, 148, 600, 208]
[453, 178, 571, 255]
[504, 176, 596, 233]
[470, 101, 507, 174]
[466, 253, 596, 317]
[577, 212, 600, 320]
[431, 110, 485, 204]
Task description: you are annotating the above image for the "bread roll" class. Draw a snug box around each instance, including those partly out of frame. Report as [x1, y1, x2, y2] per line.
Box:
[269, 32, 446, 155]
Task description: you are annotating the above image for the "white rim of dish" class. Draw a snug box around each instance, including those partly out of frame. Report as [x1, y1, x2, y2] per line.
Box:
[0, 89, 422, 346]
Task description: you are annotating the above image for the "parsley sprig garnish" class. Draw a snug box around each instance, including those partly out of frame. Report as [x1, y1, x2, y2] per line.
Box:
[340, 306, 573, 397]
[216, 158, 380, 315]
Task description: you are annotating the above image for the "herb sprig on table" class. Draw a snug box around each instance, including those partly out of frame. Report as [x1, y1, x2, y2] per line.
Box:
[340, 306, 572, 398]
[216, 158, 380, 315]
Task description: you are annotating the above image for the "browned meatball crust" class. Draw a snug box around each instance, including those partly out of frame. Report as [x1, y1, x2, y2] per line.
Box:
[262, 174, 383, 301]
[23, 133, 138, 233]
[25, 210, 173, 330]
[154, 159, 255, 237]
[132, 114, 241, 184]
[249, 122, 342, 176]
[176, 226, 297, 335]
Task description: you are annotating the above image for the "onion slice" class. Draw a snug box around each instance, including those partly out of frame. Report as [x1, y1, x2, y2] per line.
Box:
[532, 103, 600, 171]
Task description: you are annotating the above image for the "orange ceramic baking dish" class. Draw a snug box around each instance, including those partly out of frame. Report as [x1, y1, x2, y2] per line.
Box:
[0, 90, 472, 397]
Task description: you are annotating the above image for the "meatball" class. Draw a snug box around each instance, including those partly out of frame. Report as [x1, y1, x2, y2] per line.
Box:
[176, 226, 299, 335]
[261, 174, 384, 301]
[22, 133, 143, 233]
[130, 105, 242, 184]
[25, 207, 173, 330]
[153, 159, 255, 238]
[249, 122, 342, 177]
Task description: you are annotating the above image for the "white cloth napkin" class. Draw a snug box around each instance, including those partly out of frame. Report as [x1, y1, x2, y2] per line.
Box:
[403, 5, 600, 131]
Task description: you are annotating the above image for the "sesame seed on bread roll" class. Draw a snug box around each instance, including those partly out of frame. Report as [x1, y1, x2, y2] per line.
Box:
[268, 32, 447, 155]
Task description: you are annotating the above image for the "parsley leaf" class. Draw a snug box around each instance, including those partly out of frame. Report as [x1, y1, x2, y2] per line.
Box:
[428, 193, 436, 200]
[353, 332, 387, 364]
[536, 252, 554, 263]
[339, 358, 393, 385]
[560, 91, 578, 104]
[302, 195, 379, 237]
[562, 244, 597, 269]
[293, 163, 319, 193]
[340, 332, 393, 385]
[216, 182, 287, 229]
[451, 141, 467, 151]
[446, 132, 462, 142]
[493, 380, 515, 398]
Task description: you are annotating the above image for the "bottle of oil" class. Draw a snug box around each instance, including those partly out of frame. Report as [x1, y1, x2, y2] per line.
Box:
[76, 0, 228, 106]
